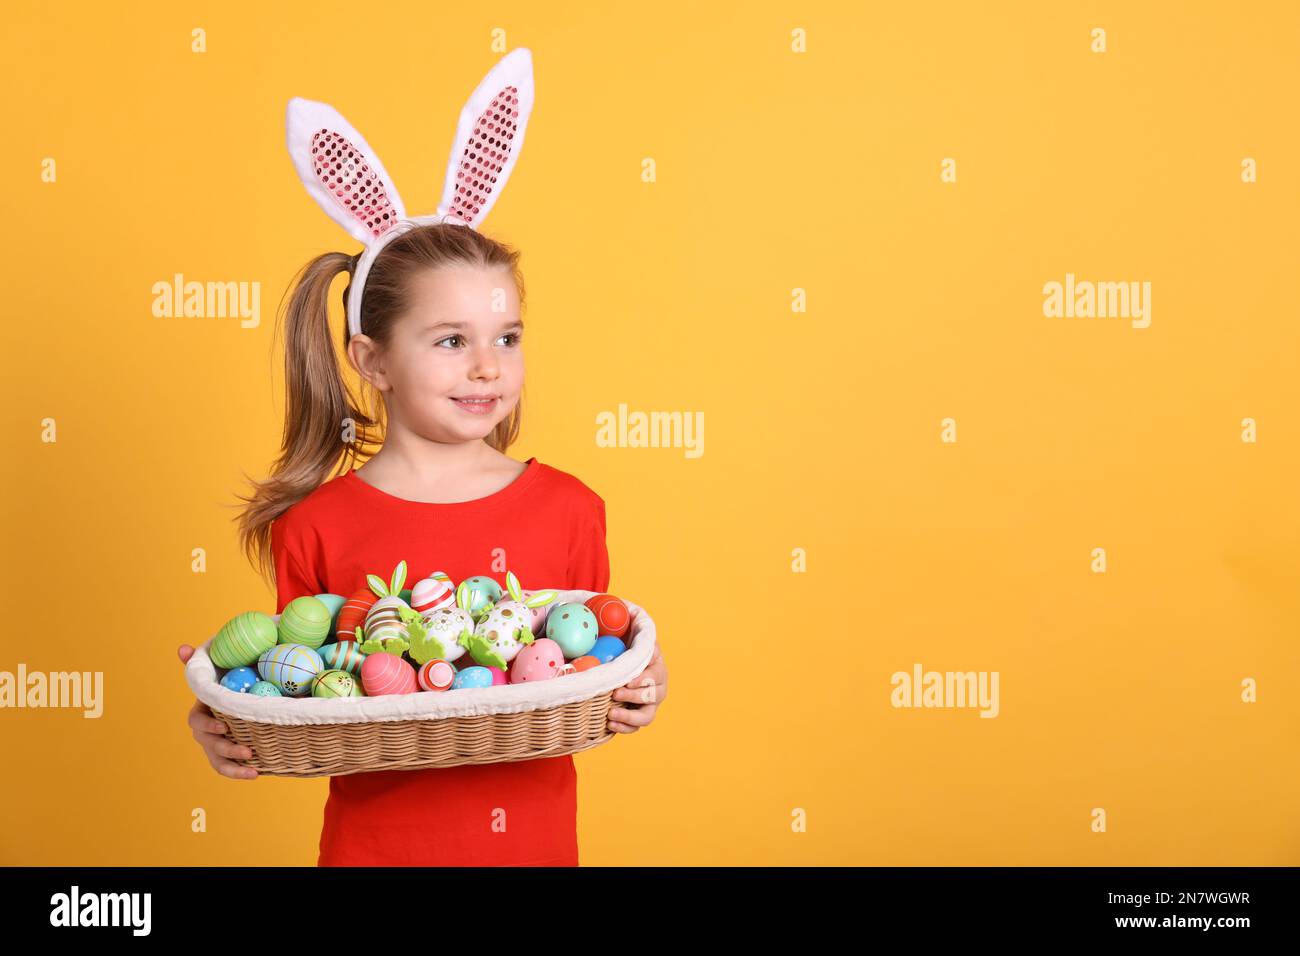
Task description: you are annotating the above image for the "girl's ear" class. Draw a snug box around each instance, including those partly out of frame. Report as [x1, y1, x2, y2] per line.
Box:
[285, 96, 408, 246]
[505, 571, 523, 603]
[433, 47, 535, 229]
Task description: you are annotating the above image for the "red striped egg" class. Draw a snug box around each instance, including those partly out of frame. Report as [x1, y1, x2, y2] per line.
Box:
[417, 659, 455, 692]
[337, 587, 379, 642]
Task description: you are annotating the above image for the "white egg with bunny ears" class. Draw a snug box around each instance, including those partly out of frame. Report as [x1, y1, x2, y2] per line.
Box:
[461, 571, 558, 670]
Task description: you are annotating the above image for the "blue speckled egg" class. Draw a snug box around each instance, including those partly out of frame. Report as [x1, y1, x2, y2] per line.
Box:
[220, 667, 259, 693]
[589, 635, 627, 664]
[452, 665, 494, 690]
[247, 680, 282, 697]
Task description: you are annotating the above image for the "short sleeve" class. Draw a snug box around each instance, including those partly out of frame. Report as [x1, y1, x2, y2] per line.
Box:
[271, 512, 324, 613]
[567, 495, 611, 593]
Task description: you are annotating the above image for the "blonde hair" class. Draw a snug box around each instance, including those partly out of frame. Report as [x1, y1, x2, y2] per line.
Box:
[235, 223, 525, 589]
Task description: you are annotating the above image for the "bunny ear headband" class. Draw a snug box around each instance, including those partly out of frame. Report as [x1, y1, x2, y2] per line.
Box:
[285, 47, 535, 338]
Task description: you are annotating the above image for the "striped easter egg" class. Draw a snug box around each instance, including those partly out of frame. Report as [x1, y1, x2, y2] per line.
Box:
[410, 575, 455, 615]
[277, 596, 332, 649]
[417, 659, 455, 692]
[363, 595, 411, 645]
[211, 611, 278, 669]
[336, 587, 379, 642]
[257, 643, 323, 697]
[360, 652, 417, 696]
[317, 642, 366, 676]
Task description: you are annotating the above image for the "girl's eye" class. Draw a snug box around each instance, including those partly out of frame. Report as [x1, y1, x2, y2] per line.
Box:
[435, 332, 522, 348]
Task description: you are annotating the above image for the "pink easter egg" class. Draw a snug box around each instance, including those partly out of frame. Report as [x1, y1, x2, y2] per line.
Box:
[360, 652, 417, 696]
[486, 666, 508, 686]
[417, 659, 455, 692]
[410, 575, 456, 615]
[509, 639, 565, 684]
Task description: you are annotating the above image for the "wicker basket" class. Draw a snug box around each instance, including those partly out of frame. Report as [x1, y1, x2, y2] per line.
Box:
[185, 589, 656, 778]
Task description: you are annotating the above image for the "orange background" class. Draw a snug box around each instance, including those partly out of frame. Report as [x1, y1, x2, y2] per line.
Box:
[2, 1, 1297, 864]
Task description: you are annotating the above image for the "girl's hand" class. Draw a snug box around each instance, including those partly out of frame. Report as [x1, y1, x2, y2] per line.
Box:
[177, 644, 259, 780]
[608, 644, 667, 734]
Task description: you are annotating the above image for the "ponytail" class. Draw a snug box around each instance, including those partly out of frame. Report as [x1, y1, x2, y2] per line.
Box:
[234, 251, 380, 589]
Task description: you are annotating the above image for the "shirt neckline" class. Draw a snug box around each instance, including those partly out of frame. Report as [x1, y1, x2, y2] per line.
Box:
[343, 456, 542, 513]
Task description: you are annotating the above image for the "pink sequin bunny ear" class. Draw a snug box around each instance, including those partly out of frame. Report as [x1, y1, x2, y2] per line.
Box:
[285, 97, 408, 247]
[433, 46, 535, 228]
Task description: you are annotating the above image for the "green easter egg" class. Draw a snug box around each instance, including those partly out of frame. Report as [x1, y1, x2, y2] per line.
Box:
[278, 596, 332, 649]
[211, 612, 278, 669]
[313, 593, 347, 634]
[398, 588, 412, 604]
[311, 668, 356, 699]
[248, 680, 282, 697]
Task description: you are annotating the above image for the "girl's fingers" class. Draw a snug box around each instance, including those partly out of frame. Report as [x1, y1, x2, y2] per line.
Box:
[177, 644, 194, 664]
[213, 738, 255, 761]
[213, 759, 259, 780]
[609, 703, 656, 728]
[612, 683, 660, 705]
[608, 720, 639, 734]
[188, 703, 226, 737]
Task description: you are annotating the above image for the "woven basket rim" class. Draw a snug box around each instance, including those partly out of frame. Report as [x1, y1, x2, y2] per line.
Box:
[186, 588, 656, 726]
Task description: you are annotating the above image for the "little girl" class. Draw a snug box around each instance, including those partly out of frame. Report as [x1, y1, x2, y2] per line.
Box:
[179, 220, 667, 865]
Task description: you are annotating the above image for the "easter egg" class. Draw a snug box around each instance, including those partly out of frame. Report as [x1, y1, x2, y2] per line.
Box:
[363, 595, 412, 650]
[410, 575, 456, 616]
[210, 611, 278, 669]
[590, 635, 627, 664]
[350, 679, 366, 697]
[571, 655, 601, 673]
[460, 575, 502, 614]
[398, 588, 412, 604]
[452, 666, 494, 690]
[486, 666, 508, 686]
[248, 680, 282, 697]
[278, 596, 333, 649]
[317, 642, 366, 675]
[313, 593, 346, 633]
[220, 666, 259, 693]
[585, 594, 631, 639]
[546, 603, 599, 659]
[311, 668, 357, 699]
[360, 652, 417, 696]
[257, 643, 324, 697]
[336, 587, 379, 642]
[417, 659, 456, 692]
[409, 605, 472, 665]
[509, 639, 565, 684]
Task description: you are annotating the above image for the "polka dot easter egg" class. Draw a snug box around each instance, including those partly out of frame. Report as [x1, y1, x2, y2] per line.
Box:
[318, 642, 367, 676]
[509, 638, 566, 684]
[546, 603, 599, 659]
[417, 659, 456, 692]
[248, 680, 282, 697]
[278, 596, 333, 649]
[407, 605, 473, 666]
[360, 652, 417, 696]
[585, 594, 631, 639]
[311, 669, 357, 699]
[459, 575, 502, 617]
[210, 611, 278, 669]
[357, 561, 415, 656]
[257, 643, 324, 697]
[461, 571, 557, 670]
[220, 666, 259, 693]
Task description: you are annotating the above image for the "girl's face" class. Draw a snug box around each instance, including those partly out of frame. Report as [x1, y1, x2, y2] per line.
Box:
[355, 264, 524, 443]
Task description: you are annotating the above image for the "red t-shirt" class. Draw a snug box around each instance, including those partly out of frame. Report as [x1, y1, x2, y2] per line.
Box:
[269, 456, 610, 866]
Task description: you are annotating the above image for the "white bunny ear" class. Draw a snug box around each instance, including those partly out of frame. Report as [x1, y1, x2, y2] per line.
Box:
[286, 97, 407, 246]
[434, 47, 535, 228]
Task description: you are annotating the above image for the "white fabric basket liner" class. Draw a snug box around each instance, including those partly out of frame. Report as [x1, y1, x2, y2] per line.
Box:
[186, 589, 656, 726]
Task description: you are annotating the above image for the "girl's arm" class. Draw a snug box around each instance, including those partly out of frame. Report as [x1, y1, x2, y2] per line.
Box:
[568, 496, 611, 593]
[271, 514, 326, 613]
